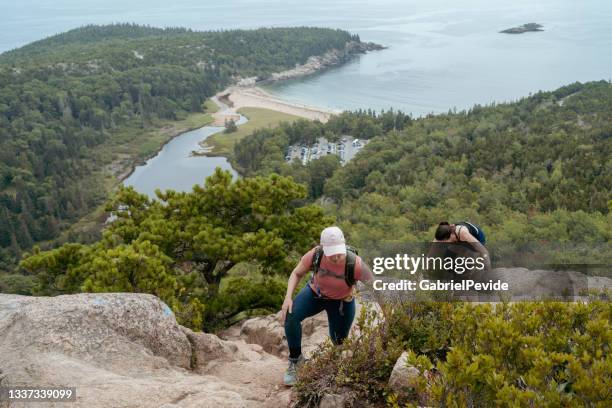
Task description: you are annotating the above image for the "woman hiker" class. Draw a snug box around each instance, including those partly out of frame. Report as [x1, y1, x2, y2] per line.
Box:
[280, 226, 373, 386]
[434, 221, 486, 245]
[432, 221, 491, 271]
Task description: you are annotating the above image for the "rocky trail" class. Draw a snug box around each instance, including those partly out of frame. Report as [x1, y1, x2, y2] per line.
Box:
[0, 293, 340, 408]
[0, 268, 608, 407]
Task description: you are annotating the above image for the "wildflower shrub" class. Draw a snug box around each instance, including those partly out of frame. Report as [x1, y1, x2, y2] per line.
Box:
[296, 299, 611, 407]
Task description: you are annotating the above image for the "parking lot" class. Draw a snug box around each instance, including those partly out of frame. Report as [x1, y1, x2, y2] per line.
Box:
[286, 136, 368, 165]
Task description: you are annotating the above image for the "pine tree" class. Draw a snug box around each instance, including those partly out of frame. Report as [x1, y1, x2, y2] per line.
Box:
[15, 217, 33, 249]
[20, 170, 333, 329]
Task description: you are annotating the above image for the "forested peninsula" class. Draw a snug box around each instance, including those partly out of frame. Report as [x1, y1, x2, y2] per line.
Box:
[0, 24, 368, 276]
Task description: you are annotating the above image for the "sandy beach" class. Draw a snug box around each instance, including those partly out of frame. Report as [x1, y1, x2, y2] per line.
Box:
[211, 86, 339, 125]
[208, 40, 386, 125]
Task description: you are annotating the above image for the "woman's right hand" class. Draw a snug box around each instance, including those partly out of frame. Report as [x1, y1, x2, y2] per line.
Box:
[280, 296, 293, 323]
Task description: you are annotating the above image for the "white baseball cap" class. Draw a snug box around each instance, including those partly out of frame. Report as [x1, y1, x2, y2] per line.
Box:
[320, 226, 346, 256]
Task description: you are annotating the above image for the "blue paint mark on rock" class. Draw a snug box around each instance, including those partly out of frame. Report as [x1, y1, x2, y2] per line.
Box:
[162, 304, 173, 316]
[93, 298, 106, 306]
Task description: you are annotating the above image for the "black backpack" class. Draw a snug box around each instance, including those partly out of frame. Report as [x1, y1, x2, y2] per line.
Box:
[455, 221, 485, 244]
[311, 245, 359, 288]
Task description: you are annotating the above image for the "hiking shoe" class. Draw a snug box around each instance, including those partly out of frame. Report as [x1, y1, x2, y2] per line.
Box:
[283, 355, 305, 386]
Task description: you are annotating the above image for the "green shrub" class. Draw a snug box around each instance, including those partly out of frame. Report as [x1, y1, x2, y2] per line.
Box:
[296, 300, 611, 407]
[390, 301, 611, 407]
[295, 303, 404, 407]
[0, 273, 36, 295]
[388, 300, 457, 361]
[432, 302, 609, 407]
[204, 274, 286, 331]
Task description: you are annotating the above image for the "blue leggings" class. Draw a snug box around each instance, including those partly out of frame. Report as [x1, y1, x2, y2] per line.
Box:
[284, 284, 356, 358]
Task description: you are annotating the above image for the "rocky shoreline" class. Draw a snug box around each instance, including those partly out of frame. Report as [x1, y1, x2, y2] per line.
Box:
[236, 40, 385, 86]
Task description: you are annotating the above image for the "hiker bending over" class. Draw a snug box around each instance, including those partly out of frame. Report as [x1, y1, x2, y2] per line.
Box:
[280, 226, 373, 386]
[432, 221, 491, 270]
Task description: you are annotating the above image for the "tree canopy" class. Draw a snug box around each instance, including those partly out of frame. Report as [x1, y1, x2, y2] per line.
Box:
[232, 81, 611, 262]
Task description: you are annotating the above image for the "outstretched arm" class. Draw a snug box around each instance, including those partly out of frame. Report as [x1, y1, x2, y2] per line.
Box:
[458, 228, 491, 270]
[280, 259, 310, 322]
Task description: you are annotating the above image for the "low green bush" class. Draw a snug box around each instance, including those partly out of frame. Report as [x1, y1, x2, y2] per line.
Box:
[296, 300, 611, 407]
[414, 301, 611, 407]
[0, 273, 36, 295]
[295, 304, 404, 407]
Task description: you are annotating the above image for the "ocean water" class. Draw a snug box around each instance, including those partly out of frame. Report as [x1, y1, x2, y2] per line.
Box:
[2, 0, 611, 116]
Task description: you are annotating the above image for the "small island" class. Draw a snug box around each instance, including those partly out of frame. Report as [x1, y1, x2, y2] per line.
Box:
[500, 23, 544, 34]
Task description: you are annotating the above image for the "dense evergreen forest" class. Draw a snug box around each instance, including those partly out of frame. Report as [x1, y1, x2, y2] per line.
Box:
[233, 81, 611, 263]
[0, 24, 359, 275]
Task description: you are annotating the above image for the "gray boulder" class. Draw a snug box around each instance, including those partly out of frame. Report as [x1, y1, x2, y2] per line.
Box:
[319, 392, 347, 408]
[0, 293, 292, 407]
[0, 292, 192, 374]
[388, 351, 421, 396]
[486, 268, 610, 300]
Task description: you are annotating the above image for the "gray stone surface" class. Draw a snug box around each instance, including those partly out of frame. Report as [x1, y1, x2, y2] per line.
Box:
[0, 292, 192, 373]
[0, 293, 293, 408]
